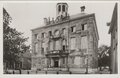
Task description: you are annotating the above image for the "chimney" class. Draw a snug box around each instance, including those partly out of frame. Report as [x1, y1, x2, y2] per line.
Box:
[44, 18, 48, 25]
[107, 22, 111, 26]
[80, 6, 85, 13]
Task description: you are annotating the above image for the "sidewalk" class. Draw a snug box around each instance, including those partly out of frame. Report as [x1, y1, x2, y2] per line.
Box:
[5, 68, 99, 74]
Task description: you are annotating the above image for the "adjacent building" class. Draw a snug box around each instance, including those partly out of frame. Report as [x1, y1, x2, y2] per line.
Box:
[31, 3, 99, 71]
[108, 3, 118, 74]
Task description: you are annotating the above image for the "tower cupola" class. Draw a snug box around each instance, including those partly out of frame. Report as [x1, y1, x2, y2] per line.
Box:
[56, 3, 68, 18]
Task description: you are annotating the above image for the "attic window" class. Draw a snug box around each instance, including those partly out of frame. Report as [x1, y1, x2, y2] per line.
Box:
[71, 26, 76, 33]
[81, 23, 87, 30]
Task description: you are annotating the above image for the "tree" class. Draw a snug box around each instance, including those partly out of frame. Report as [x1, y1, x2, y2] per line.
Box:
[98, 45, 110, 71]
[3, 8, 30, 70]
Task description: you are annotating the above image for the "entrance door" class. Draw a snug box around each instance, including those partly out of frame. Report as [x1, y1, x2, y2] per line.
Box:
[53, 58, 59, 67]
[54, 60, 59, 67]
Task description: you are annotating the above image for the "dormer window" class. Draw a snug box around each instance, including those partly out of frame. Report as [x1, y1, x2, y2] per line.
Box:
[81, 23, 87, 30]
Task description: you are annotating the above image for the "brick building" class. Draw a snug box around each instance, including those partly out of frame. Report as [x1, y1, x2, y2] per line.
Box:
[31, 3, 99, 71]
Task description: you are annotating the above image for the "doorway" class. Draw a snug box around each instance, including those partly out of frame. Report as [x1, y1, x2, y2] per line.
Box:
[53, 58, 59, 67]
[54, 60, 59, 67]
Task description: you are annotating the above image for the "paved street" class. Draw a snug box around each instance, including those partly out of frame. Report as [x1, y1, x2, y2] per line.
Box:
[4, 68, 111, 74]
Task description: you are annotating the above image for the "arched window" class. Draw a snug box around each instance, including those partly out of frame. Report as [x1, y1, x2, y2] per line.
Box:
[58, 5, 61, 12]
[62, 28, 66, 35]
[54, 30, 60, 36]
[62, 5, 65, 12]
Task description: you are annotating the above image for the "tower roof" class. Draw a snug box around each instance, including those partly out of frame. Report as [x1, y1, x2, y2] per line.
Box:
[57, 3, 68, 6]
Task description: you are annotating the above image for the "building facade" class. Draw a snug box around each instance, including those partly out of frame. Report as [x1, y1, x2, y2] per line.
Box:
[31, 3, 99, 70]
[108, 3, 118, 74]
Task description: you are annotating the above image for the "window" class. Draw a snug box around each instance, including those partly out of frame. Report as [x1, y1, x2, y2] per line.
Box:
[63, 46, 65, 51]
[62, 28, 66, 35]
[81, 23, 87, 30]
[34, 34, 38, 39]
[62, 40, 66, 51]
[41, 47, 44, 55]
[42, 33, 45, 38]
[41, 42, 46, 54]
[62, 5, 65, 12]
[49, 41, 53, 50]
[55, 40, 60, 50]
[63, 57, 65, 64]
[58, 5, 61, 12]
[54, 30, 60, 36]
[71, 26, 76, 33]
[35, 43, 38, 53]
[74, 57, 80, 65]
[81, 36, 88, 49]
[70, 38, 76, 50]
[49, 31, 52, 36]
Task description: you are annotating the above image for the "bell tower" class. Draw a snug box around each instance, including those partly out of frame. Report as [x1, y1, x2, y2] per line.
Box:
[56, 3, 68, 18]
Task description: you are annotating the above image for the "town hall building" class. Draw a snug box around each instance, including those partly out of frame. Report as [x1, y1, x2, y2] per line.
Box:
[31, 3, 99, 71]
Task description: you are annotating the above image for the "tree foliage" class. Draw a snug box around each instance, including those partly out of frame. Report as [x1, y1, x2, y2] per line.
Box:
[98, 45, 110, 70]
[3, 8, 30, 69]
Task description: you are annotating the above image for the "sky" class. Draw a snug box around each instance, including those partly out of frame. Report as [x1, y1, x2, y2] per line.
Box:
[3, 1, 116, 47]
